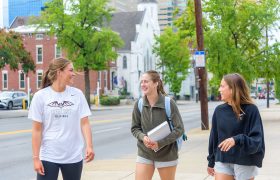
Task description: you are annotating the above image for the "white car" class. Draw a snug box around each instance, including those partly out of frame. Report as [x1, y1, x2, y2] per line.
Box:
[0, 91, 27, 110]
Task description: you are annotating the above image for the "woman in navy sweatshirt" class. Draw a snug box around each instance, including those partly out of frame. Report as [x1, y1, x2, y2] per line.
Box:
[207, 73, 265, 180]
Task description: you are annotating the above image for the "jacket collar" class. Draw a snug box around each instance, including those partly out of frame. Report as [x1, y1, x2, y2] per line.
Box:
[143, 93, 165, 109]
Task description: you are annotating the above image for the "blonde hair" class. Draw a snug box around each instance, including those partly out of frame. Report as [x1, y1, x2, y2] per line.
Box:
[144, 70, 167, 95]
[223, 73, 253, 118]
[41, 58, 71, 88]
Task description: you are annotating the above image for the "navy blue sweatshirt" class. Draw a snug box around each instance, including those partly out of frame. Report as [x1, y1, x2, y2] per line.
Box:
[207, 103, 265, 168]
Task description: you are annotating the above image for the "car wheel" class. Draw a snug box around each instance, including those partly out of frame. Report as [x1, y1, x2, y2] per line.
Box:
[7, 102, 13, 110]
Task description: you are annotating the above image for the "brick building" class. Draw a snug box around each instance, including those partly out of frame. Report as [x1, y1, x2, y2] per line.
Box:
[1, 16, 113, 96]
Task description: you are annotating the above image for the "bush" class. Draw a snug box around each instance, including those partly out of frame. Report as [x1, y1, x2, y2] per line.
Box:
[118, 95, 127, 99]
[100, 96, 120, 106]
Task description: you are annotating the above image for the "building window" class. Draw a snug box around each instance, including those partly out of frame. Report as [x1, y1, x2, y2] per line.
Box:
[37, 70, 43, 89]
[36, 34, 44, 40]
[19, 71, 25, 89]
[123, 56, 127, 69]
[2, 71, 8, 90]
[55, 44, 62, 58]
[36, 45, 43, 63]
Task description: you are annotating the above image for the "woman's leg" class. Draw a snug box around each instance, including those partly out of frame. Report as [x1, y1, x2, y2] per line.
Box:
[60, 160, 83, 180]
[37, 161, 59, 180]
[157, 165, 177, 180]
[215, 172, 234, 180]
[135, 163, 155, 180]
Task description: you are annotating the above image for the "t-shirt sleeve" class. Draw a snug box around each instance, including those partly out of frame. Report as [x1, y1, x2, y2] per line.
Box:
[78, 91, 91, 119]
[28, 92, 43, 122]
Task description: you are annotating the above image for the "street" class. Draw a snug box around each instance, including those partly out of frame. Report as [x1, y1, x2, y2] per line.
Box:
[0, 100, 271, 180]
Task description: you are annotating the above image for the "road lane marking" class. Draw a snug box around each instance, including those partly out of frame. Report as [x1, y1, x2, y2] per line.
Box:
[0, 129, 32, 136]
[94, 127, 121, 134]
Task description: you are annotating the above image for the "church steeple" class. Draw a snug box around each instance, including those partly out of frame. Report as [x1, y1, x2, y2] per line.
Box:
[137, 0, 160, 35]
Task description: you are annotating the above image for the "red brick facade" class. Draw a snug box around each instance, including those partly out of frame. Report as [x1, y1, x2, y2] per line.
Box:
[0, 32, 113, 95]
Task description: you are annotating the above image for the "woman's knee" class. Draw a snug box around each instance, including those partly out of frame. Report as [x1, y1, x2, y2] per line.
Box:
[157, 165, 177, 180]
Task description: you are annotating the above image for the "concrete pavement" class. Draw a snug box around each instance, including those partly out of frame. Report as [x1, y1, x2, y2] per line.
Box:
[81, 103, 280, 180]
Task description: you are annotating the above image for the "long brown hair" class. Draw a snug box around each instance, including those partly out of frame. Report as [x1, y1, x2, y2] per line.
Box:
[41, 58, 71, 88]
[223, 73, 253, 118]
[145, 70, 167, 95]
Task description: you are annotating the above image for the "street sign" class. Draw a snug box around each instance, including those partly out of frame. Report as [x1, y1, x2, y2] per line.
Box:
[195, 51, 205, 67]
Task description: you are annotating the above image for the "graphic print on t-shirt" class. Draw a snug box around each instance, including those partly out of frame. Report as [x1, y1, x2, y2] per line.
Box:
[47, 101, 74, 108]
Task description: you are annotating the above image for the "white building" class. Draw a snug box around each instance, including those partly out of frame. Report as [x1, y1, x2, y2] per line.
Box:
[110, 0, 160, 99]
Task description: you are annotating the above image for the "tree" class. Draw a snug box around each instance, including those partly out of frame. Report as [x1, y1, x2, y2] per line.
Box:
[153, 27, 191, 98]
[204, 0, 280, 87]
[0, 29, 35, 73]
[38, 0, 123, 106]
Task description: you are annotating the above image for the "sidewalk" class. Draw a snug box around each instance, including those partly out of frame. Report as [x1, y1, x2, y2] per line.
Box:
[81, 104, 280, 180]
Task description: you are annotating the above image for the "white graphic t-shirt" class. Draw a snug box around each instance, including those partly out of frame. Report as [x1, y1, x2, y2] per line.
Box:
[28, 86, 91, 163]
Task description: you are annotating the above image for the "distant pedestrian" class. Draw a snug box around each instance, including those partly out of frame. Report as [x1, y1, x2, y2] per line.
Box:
[207, 73, 265, 180]
[28, 58, 94, 180]
[131, 70, 185, 180]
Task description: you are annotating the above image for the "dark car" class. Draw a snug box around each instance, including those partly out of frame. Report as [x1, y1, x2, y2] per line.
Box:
[0, 91, 27, 110]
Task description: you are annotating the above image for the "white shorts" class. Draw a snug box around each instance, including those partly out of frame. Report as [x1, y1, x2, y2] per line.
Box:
[214, 162, 258, 180]
[136, 156, 178, 168]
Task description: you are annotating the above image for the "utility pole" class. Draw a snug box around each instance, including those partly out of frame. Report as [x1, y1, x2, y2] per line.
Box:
[194, 0, 209, 130]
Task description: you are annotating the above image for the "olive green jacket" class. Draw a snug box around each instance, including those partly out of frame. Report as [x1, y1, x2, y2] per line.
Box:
[131, 94, 185, 161]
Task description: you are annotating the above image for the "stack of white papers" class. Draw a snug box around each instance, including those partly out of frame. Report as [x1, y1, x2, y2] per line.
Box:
[147, 121, 171, 142]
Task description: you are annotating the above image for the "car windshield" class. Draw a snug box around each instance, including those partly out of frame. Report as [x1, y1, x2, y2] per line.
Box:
[0, 92, 13, 98]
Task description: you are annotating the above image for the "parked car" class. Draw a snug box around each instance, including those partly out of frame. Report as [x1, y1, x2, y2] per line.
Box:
[0, 91, 27, 110]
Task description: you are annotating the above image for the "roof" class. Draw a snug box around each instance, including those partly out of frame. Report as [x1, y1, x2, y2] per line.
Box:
[10, 16, 31, 29]
[110, 11, 145, 51]
[10, 11, 146, 51]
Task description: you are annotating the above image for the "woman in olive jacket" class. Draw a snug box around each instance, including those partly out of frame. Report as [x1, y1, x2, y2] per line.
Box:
[131, 70, 185, 180]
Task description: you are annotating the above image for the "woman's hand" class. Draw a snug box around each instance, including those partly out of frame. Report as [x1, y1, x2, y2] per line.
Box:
[150, 142, 159, 151]
[143, 136, 155, 149]
[218, 137, 235, 152]
[207, 167, 215, 176]
[33, 158, 45, 176]
[84, 146, 95, 163]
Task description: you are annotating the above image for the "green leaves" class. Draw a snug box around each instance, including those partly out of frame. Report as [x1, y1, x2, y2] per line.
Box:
[153, 27, 191, 95]
[0, 30, 35, 73]
[39, 0, 123, 71]
[204, 0, 280, 86]
[37, 0, 123, 105]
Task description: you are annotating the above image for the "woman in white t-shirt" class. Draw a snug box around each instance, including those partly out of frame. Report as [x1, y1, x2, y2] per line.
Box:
[28, 58, 94, 180]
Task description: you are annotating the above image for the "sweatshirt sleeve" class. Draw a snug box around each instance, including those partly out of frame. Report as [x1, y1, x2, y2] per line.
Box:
[207, 109, 218, 168]
[157, 99, 185, 149]
[232, 106, 264, 154]
[131, 101, 146, 141]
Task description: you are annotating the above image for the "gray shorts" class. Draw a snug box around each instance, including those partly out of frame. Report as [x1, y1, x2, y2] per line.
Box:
[136, 156, 178, 168]
[214, 162, 258, 180]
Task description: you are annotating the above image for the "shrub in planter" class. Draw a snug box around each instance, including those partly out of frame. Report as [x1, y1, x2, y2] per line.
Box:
[100, 96, 120, 105]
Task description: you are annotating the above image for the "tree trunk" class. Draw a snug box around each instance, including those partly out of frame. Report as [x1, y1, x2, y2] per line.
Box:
[84, 67, 91, 108]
